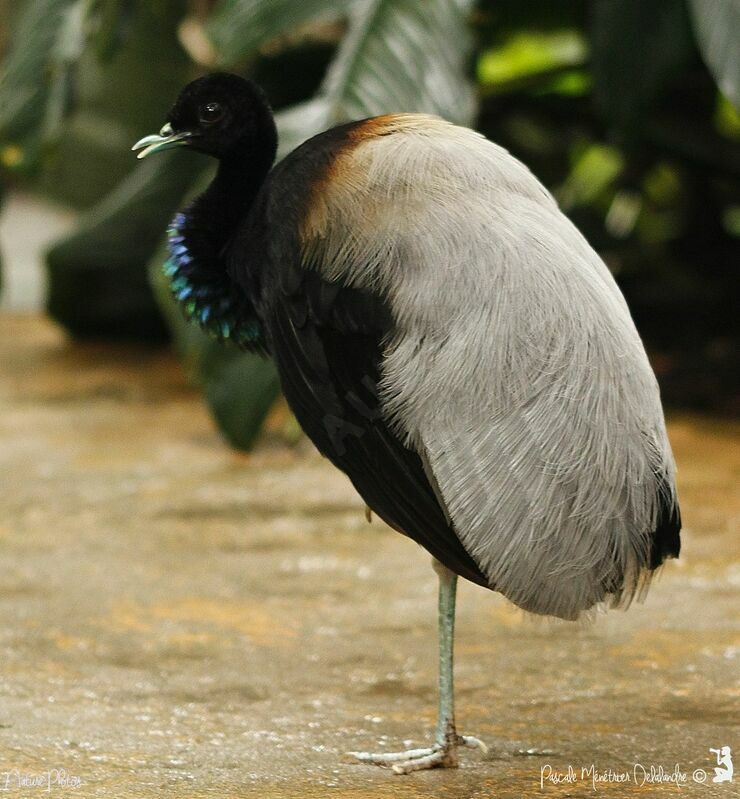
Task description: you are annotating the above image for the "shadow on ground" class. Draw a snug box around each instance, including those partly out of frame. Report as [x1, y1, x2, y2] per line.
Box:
[0, 315, 738, 798]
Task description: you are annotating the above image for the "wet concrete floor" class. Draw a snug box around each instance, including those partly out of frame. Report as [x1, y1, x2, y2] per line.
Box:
[0, 314, 738, 798]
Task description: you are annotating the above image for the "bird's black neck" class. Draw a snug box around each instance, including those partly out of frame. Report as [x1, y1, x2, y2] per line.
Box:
[164, 130, 276, 350]
[189, 140, 275, 254]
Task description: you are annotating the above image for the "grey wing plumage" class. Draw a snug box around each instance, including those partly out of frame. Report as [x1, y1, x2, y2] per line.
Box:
[300, 114, 681, 619]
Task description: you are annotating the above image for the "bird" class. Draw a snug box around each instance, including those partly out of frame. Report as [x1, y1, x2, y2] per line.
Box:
[133, 73, 681, 774]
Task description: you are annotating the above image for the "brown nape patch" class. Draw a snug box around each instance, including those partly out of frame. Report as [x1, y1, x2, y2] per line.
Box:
[297, 143, 354, 247]
[349, 112, 451, 142]
[347, 113, 419, 140]
[296, 120, 370, 247]
[299, 114, 438, 248]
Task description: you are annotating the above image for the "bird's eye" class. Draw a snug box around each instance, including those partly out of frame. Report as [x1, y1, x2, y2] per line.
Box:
[199, 102, 224, 124]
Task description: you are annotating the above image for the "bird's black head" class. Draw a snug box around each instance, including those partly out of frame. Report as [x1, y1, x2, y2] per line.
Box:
[132, 73, 277, 164]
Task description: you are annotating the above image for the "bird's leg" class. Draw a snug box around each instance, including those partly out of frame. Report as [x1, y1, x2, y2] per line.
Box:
[349, 559, 487, 774]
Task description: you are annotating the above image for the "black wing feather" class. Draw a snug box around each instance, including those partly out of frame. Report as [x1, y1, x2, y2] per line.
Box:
[267, 267, 488, 587]
[224, 122, 486, 585]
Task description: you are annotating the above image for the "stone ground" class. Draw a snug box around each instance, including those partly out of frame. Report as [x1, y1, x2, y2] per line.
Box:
[0, 313, 738, 799]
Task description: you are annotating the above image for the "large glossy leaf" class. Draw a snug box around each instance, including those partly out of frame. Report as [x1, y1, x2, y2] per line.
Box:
[320, 0, 476, 125]
[688, 0, 740, 108]
[272, 0, 476, 156]
[206, 0, 350, 67]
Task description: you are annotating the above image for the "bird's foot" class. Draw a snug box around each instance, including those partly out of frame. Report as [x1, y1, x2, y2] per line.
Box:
[349, 730, 487, 774]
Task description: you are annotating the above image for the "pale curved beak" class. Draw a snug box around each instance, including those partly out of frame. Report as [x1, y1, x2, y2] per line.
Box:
[131, 123, 191, 159]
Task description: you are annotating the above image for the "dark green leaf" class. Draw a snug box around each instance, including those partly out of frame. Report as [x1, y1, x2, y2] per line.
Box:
[200, 347, 281, 450]
[36, 0, 192, 207]
[590, 0, 694, 140]
[89, 0, 137, 61]
[476, 0, 590, 36]
[0, 0, 76, 170]
[46, 149, 203, 339]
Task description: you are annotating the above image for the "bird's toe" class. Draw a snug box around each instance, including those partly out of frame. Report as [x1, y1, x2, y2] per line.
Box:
[460, 734, 488, 753]
[349, 731, 487, 774]
[348, 746, 435, 765]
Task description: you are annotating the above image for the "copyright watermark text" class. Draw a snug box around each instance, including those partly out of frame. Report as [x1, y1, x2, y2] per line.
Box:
[1, 769, 82, 793]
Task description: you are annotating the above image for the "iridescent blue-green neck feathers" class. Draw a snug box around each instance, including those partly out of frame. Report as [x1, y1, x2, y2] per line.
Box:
[159, 74, 278, 353]
[164, 210, 262, 349]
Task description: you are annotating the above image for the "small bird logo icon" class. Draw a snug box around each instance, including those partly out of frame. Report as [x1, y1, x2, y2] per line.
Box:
[709, 746, 733, 783]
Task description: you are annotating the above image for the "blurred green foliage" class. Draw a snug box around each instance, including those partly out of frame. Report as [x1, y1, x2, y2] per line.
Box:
[0, 0, 737, 447]
[475, 0, 738, 414]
